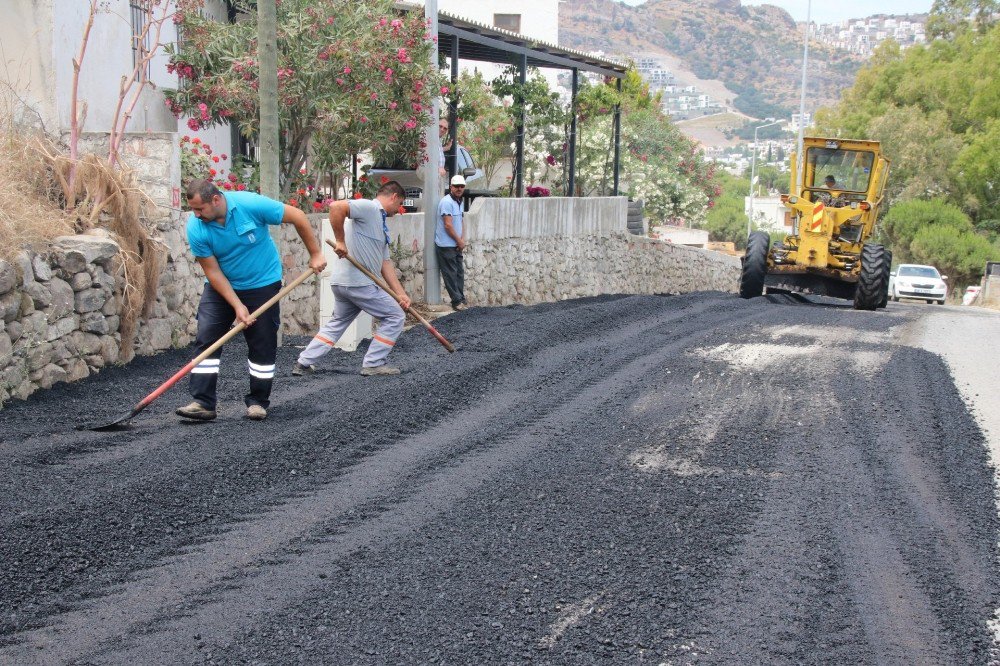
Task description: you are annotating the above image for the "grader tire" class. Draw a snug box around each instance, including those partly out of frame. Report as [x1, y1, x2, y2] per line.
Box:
[854, 243, 888, 311]
[739, 231, 770, 299]
[878, 250, 892, 309]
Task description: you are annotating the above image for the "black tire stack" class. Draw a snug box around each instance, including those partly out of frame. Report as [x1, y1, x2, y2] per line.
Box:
[854, 243, 889, 310]
[626, 199, 644, 235]
[739, 231, 770, 299]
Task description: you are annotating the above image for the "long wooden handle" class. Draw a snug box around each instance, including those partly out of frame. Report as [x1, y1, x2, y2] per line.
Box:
[325, 239, 455, 353]
[134, 267, 317, 409]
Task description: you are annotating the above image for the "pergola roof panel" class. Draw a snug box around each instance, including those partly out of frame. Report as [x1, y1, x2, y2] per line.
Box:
[435, 10, 628, 78]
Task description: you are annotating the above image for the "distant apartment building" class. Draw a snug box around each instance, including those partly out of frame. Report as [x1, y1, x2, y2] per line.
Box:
[812, 14, 927, 56]
[789, 113, 812, 132]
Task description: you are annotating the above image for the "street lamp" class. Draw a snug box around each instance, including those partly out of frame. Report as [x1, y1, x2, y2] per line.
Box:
[747, 118, 783, 237]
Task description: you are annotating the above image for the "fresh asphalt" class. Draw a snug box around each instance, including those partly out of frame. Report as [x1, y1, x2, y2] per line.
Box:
[0, 292, 997, 664]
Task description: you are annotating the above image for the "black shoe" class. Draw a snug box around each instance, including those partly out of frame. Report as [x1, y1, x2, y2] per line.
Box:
[292, 362, 314, 376]
[175, 401, 217, 421]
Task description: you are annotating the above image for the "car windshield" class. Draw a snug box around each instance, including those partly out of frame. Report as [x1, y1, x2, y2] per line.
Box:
[898, 266, 940, 278]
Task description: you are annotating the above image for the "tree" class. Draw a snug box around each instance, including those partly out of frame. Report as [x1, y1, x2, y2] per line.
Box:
[450, 71, 513, 190]
[882, 198, 1000, 286]
[490, 67, 571, 195]
[927, 0, 999, 38]
[573, 73, 718, 225]
[166, 0, 444, 197]
[701, 173, 751, 248]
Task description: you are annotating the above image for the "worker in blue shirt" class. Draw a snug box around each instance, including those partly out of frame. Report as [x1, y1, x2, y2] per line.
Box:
[177, 179, 326, 422]
[436, 174, 468, 310]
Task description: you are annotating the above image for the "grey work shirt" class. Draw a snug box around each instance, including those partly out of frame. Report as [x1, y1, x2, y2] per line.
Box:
[329, 199, 391, 287]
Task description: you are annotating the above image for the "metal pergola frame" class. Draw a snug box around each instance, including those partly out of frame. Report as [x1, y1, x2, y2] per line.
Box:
[435, 10, 628, 198]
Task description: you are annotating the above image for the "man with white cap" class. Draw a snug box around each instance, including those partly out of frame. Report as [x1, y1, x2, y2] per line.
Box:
[436, 174, 468, 311]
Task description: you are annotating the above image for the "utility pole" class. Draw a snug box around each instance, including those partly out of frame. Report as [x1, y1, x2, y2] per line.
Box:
[258, 0, 282, 340]
[795, 0, 812, 196]
[423, 0, 442, 305]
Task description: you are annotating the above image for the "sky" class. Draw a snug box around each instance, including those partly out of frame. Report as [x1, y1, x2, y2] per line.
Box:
[617, 0, 935, 24]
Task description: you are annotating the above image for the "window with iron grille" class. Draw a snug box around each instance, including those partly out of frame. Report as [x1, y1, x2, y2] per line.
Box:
[130, 2, 151, 80]
[493, 14, 521, 33]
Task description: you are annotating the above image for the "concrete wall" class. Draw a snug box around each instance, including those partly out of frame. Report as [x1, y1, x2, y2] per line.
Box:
[2, 0, 57, 130]
[981, 275, 1000, 309]
[2, 0, 180, 134]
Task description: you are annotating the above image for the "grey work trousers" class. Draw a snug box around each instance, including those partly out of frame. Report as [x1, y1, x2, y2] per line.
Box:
[297, 283, 404, 369]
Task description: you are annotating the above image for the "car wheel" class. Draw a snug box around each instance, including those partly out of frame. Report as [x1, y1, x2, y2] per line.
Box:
[926, 299, 933, 304]
[937, 300, 945, 305]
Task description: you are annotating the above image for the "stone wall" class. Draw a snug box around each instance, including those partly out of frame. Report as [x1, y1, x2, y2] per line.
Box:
[276, 217, 326, 336]
[76, 132, 202, 353]
[0, 235, 127, 403]
[381, 196, 740, 305]
[0, 132, 204, 407]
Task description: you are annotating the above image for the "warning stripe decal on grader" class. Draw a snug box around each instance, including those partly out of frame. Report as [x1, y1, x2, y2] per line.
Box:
[810, 202, 825, 231]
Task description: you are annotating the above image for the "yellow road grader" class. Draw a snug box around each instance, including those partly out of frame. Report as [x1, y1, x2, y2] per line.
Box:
[739, 137, 891, 310]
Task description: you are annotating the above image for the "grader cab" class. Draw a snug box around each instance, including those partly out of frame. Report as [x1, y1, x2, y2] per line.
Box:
[739, 137, 891, 310]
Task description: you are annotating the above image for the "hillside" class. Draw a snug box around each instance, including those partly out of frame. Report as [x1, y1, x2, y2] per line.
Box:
[560, 0, 862, 119]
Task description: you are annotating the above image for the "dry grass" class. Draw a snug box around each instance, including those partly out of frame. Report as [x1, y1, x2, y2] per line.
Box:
[0, 124, 75, 259]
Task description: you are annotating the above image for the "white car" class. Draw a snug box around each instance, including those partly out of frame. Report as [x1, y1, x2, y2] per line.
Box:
[888, 264, 948, 304]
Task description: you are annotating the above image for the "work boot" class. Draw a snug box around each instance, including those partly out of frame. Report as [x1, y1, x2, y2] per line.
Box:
[360, 365, 401, 376]
[452, 302, 467, 312]
[291, 361, 314, 376]
[246, 405, 267, 421]
[175, 401, 217, 421]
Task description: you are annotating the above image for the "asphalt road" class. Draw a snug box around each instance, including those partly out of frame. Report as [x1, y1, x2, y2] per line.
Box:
[1, 292, 997, 665]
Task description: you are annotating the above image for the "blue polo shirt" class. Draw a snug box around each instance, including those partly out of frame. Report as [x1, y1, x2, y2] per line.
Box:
[436, 194, 464, 247]
[186, 191, 285, 290]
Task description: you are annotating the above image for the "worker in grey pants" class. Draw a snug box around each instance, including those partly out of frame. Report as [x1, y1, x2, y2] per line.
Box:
[294, 180, 412, 376]
[297, 283, 404, 372]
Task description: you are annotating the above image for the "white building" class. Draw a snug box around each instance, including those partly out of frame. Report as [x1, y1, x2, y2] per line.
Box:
[745, 196, 792, 234]
[789, 112, 812, 132]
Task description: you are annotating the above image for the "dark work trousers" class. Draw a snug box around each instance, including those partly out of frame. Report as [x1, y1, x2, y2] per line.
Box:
[435, 245, 465, 307]
[188, 280, 281, 410]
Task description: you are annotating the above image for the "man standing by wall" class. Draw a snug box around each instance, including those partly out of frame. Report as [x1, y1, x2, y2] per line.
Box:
[293, 181, 412, 376]
[436, 174, 467, 311]
[178, 179, 326, 422]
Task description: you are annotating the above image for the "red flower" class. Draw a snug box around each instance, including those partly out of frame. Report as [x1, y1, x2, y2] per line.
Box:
[236, 183, 247, 191]
[288, 198, 299, 207]
[213, 156, 220, 163]
[191, 137, 201, 144]
[353, 192, 363, 199]
[379, 176, 389, 184]
[312, 202, 324, 212]
[209, 168, 217, 176]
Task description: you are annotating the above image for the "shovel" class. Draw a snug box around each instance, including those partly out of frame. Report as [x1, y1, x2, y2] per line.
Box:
[81, 267, 317, 431]
[325, 239, 455, 353]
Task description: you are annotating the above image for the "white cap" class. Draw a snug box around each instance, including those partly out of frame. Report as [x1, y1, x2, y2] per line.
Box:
[450, 174, 466, 186]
